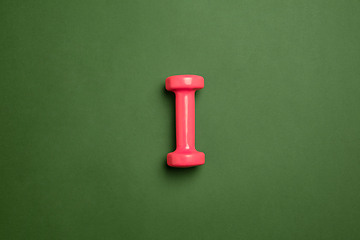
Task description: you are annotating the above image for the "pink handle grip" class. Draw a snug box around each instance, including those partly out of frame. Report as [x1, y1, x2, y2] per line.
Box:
[165, 75, 205, 168]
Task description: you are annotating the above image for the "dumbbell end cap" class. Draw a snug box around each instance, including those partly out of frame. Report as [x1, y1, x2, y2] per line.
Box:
[166, 75, 204, 91]
[167, 150, 205, 168]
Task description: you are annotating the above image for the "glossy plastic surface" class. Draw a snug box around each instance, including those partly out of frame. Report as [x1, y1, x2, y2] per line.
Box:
[165, 75, 205, 168]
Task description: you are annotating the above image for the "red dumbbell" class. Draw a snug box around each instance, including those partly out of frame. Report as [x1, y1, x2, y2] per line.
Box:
[165, 75, 205, 168]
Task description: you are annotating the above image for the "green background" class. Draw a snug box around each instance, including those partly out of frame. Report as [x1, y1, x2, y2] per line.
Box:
[1, 0, 360, 239]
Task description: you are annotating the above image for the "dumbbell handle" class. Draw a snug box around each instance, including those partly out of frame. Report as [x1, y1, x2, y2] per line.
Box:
[175, 90, 196, 149]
